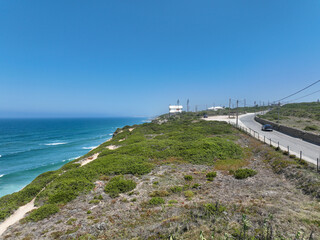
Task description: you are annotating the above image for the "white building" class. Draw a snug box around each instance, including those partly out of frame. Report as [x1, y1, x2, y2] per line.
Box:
[169, 105, 183, 114]
[208, 106, 224, 111]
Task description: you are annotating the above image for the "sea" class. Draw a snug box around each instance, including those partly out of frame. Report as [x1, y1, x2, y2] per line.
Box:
[0, 117, 147, 198]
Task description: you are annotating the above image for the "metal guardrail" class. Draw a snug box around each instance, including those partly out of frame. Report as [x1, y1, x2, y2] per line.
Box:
[229, 122, 320, 173]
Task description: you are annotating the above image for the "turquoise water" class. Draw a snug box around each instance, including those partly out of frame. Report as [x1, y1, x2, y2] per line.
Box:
[0, 118, 147, 197]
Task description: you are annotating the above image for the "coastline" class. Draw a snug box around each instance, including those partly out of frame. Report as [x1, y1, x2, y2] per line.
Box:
[0, 118, 147, 198]
[0, 114, 319, 238]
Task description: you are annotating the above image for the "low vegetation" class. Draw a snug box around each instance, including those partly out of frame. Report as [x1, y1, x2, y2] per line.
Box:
[104, 176, 136, 198]
[1, 110, 320, 239]
[206, 171, 217, 181]
[24, 204, 59, 222]
[232, 168, 257, 179]
[149, 197, 165, 205]
[261, 102, 320, 133]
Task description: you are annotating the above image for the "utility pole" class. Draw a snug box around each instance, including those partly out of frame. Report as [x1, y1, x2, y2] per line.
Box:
[236, 100, 239, 127]
[195, 105, 198, 112]
[278, 101, 280, 122]
[244, 99, 246, 108]
[228, 98, 231, 119]
[187, 99, 189, 112]
[177, 99, 180, 106]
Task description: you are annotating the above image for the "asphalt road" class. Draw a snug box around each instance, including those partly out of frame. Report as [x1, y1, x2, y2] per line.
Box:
[239, 113, 320, 165]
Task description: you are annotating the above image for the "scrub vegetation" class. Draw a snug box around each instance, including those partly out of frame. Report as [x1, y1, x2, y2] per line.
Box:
[0, 116, 242, 221]
[1, 111, 320, 239]
[261, 101, 320, 133]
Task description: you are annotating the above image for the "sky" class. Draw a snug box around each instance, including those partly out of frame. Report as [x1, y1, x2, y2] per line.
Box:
[1, 0, 320, 117]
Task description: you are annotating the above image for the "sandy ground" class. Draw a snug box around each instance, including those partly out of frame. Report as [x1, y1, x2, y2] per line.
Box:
[0, 152, 101, 236]
[106, 145, 119, 150]
[0, 198, 36, 236]
[79, 153, 100, 167]
[129, 128, 134, 132]
[202, 114, 247, 128]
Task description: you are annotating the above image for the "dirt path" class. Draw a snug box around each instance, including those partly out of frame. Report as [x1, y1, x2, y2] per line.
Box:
[0, 198, 36, 236]
[78, 153, 100, 167]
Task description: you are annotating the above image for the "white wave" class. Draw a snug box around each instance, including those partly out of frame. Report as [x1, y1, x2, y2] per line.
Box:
[0, 155, 1, 158]
[0, 174, 4, 178]
[82, 146, 98, 150]
[62, 156, 81, 162]
[109, 133, 113, 136]
[45, 142, 67, 146]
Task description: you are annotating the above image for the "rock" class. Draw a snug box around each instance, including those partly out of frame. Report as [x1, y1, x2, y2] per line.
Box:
[94, 222, 107, 231]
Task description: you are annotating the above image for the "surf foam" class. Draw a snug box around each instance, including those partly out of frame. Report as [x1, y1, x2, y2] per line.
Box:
[45, 142, 67, 146]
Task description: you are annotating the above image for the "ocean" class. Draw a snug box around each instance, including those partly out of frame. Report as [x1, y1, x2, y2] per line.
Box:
[0, 117, 147, 197]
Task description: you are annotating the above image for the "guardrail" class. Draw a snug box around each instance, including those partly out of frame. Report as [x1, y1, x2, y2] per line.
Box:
[229, 122, 320, 173]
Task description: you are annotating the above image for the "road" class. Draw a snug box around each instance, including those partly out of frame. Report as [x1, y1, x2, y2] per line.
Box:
[240, 113, 320, 165]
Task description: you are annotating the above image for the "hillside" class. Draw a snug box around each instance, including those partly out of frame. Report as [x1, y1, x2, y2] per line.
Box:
[0, 114, 319, 239]
[261, 102, 320, 134]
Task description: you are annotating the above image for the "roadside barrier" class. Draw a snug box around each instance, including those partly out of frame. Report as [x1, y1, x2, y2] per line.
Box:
[229, 122, 320, 173]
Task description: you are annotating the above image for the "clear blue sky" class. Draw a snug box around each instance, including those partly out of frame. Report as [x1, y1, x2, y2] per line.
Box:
[1, 0, 320, 117]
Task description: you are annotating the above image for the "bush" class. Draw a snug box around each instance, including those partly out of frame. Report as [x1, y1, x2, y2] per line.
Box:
[184, 175, 193, 181]
[105, 176, 136, 198]
[25, 204, 59, 222]
[149, 197, 165, 205]
[206, 172, 217, 181]
[192, 183, 200, 189]
[149, 190, 170, 197]
[304, 125, 318, 131]
[89, 199, 100, 204]
[204, 202, 226, 216]
[169, 186, 183, 193]
[184, 190, 194, 200]
[233, 168, 257, 179]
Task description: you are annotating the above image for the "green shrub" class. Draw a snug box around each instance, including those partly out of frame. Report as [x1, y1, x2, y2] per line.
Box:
[233, 168, 257, 179]
[94, 195, 103, 200]
[149, 190, 170, 197]
[66, 218, 77, 225]
[89, 199, 100, 204]
[206, 172, 217, 181]
[304, 125, 318, 131]
[105, 176, 136, 198]
[25, 204, 59, 222]
[149, 197, 165, 205]
[192, 183, 200, 189]
[184, 190, 194, 200]
[168, 200, 178, 204]
[184, 175, 193, 181]
[204, 202, 226, 216]
[169, 186, 183, 193]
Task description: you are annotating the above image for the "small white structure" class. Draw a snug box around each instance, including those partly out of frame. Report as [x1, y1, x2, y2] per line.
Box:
[169, 105, 183, 114]
[208, 106, 224, 111]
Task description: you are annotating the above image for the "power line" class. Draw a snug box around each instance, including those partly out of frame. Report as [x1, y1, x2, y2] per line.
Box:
[274, 79, 320, 103]
[284, 89, 320, 104]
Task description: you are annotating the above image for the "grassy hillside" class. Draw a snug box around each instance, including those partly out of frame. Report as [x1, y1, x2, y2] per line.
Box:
[0, 118, 242, 221]
[1, 114, 319, 239]
[261, 102, 320, 133]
